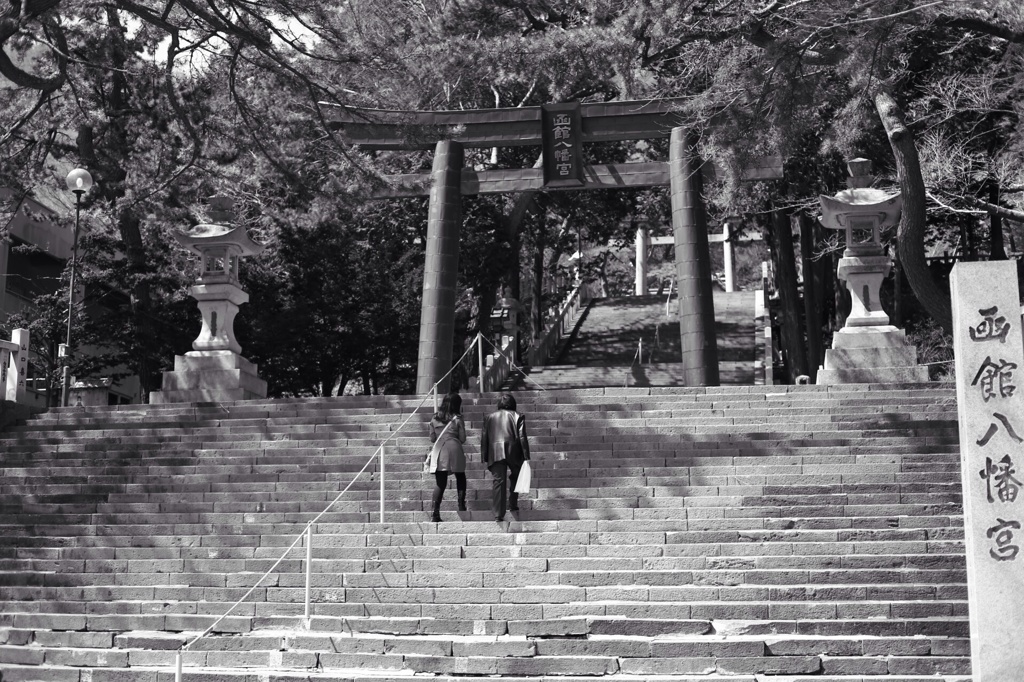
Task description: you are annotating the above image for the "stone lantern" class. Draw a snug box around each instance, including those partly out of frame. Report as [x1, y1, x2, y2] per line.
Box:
[150, 196, 268, 403]
[490, 287, 521, 365]
[816, 159, 929, 384]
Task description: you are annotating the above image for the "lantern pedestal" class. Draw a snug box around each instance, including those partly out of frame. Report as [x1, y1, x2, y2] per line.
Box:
[818, 326, 929, 384]
[150, 350, 267, 404]
[150, 196, 267, 404]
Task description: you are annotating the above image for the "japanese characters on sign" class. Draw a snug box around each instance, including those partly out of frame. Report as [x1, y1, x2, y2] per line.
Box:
[967, 305, 1024, 561]
[541, 103, 584, 187]
[950, 260, 1024, 682]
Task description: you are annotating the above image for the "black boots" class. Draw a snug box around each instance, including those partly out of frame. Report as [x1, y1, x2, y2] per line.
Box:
[431, 486, 443, 522]
[433, 474, 467, 520]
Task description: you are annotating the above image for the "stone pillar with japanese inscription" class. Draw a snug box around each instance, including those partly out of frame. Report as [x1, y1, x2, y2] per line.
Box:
[951, 260, 1024, 681]
[1, 328, 29, 403]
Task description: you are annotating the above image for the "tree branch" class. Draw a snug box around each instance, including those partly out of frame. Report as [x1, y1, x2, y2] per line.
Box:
[0, 14, 67, 92]
[875, 88, 952, 334]
[937, 14, 1024, 44]
[0, 90, 53, 148]
[964, 197, 1024, 224]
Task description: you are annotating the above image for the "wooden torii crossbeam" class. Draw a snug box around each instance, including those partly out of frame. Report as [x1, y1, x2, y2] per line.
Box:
[326, 99, 691, 149]
[325, 101, 781, 197]
[325, 100, 783, 393]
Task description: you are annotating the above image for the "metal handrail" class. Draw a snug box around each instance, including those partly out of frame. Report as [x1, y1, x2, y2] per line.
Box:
[481, 334, 547, 392]
[527, 284, 585, 367]
[173, 335, 485, 681]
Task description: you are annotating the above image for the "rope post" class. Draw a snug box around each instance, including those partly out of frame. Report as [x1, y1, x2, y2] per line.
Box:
[639, 338, 643, 365]
[380, 434, 387, 524]
[477, 333, 485, 394]
[432, 386, 438, 413]
[304, 524, 313, 626]
[175, 651, 182, 682]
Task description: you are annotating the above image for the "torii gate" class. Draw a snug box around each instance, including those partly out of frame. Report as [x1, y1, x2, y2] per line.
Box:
[325, 99, 781, 394]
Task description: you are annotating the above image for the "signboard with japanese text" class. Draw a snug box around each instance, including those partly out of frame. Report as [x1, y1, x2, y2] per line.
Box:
[541, 103, 584, 188]
[951, 260, 1024, 681]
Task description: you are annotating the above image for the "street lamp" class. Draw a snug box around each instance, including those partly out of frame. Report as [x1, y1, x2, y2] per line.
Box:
[62, 168, 93, 407]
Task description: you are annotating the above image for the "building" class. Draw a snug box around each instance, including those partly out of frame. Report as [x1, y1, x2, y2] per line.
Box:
[1, 184, 140, 406]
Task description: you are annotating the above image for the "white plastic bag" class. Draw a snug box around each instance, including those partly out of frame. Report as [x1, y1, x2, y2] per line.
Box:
[515, 460, 532, 494]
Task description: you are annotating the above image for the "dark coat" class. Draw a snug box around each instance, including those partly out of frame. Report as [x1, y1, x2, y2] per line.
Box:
[480, 409, 530, 466]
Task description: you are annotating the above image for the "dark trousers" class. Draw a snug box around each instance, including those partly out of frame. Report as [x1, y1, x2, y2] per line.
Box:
[487, 459, 521, 520]
[432, 471, 466, 512]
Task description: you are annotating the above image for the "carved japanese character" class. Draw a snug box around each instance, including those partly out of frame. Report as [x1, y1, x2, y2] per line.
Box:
[970, 306, 1011, 344]
[980, 454, 1023, 503]
[972, 356, 1018, 402]
[988, 518, 1022, 561]
[976, 412, 1024, 446]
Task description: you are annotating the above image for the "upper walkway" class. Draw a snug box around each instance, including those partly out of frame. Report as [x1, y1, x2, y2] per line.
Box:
[519, 290, 759, 389]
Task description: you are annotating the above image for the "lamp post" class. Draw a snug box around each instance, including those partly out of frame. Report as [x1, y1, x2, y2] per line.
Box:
[62, 168, 93, 408]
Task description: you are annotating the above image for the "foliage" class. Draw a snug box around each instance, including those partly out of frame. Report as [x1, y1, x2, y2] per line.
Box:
[4, 0, 1024, 396]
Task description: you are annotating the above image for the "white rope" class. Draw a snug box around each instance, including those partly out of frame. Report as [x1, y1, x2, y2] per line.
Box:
[178, 336, 483, 655]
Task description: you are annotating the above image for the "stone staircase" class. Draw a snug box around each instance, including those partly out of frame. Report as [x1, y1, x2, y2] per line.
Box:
[0, 384, 970, 681]
[516, 291, 759, 389]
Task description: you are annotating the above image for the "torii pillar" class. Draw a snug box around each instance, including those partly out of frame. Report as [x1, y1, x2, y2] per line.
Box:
[670, 128, 719, 386]
[415, 141, 464, 395]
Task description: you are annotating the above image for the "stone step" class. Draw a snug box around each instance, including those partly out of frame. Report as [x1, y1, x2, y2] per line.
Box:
[0, 510, 966, 535]
[0, 513, 967, 544]
[0, 482, 966, 503]
[3, 414, 957, 440]
[0, 522, 966, 548]
[0, 450, 965, 471]
[0, 610, 972, 637]
[8, 398, 959, 418]
[0, 501, 965, 522]
[0, 467, 965, 486]
[3, 409, 961, 430]
[0, 449, 963, 471]
[0, 667, 974, 682]
[2, 415, 956, 440]
[0, 493, 964, 515]
[0, 435, 963, 456]
[1, 627, 970, 656]
[0, 467, 964, 489]
[0, 435, 961, 459]
[0, 647, 972, 677]
[0, 594, 970, 622]
[0, 454, 966, 476]
[0, 631, 974, 680]
[0, 557, 966, 589]
[17, 385, 955, 416]
[0, 535, 966, 558]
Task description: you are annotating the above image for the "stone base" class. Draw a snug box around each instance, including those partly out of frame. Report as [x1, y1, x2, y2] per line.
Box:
[817, 325, 930, 385]
[150, 351, 268, 404]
